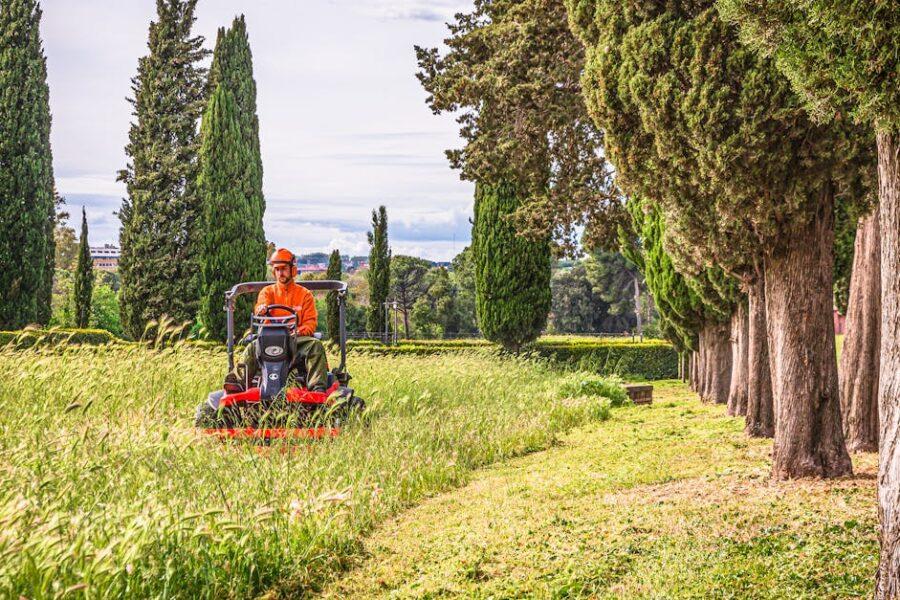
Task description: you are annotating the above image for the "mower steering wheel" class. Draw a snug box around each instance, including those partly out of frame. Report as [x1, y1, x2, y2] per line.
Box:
[259, 304, 299, 327]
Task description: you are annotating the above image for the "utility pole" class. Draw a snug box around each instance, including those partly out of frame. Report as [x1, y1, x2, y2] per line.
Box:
[392, 300, 399, 343]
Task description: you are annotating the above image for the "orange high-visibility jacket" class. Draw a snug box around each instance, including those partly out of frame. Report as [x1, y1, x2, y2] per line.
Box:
[254, 281, 318, 337]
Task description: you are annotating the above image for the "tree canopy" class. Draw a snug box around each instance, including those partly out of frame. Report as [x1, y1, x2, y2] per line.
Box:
[326, 249, 342, 344]
[390, 255, 433, 338]
[197, 16, 267, 340]
[117, 0, 209, 338]
[366, 206, 391, 337]
[416, 0, 621, 252]
[473, 182, 551, 352]
[73, 208, 93, 328]
[568, 0, 870, 279]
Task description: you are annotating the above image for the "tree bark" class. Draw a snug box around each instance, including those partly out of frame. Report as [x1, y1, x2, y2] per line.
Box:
[693, 351, 699, 391]
[745, 275, 774, 438]
[840, 210, 881, 453]
[764, 184, 852, 479]
[633, 275, 643, 340]
[699, 331, 708, 398]
[727, 302, 749, 416]
[698, 322, 731, 404]
[875, 131, 900, 599]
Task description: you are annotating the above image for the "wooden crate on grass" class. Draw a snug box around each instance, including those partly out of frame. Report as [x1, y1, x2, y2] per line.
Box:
[625, 384, 653, 405]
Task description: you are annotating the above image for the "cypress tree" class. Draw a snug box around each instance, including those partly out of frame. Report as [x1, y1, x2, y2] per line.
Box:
[473, 182, 551, 353]
[366, 206, 391, 338]
[197, 16, 267, 340]
[0, 0, 55, 329]
[73, 207, 93, 328]
[117, 0, 209, 339]
[206, 16, 265, 264]
[326, 249, 342, 344]
[569, 0, 869, 477]
[620, 201, 703, 355]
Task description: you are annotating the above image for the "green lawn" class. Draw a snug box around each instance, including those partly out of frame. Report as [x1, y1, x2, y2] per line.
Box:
[319, 382, 878, 599]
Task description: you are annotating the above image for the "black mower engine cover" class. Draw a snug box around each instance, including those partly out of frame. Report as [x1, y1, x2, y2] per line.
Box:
[255, 324, 293, 399]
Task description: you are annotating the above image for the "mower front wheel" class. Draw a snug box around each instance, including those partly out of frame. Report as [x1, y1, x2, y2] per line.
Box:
[195, 391, 224, 427]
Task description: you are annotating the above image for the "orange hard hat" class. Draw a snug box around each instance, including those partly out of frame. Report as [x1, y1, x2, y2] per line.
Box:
[269, 248, 297, 276]
[269, 248, 296, 265]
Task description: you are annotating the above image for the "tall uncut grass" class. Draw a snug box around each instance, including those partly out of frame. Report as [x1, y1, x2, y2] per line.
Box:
[0, 341, 616, 598]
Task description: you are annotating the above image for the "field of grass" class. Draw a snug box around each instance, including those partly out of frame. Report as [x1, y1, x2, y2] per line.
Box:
[321, 382, 878, 599]
[0, 343, 620, 598]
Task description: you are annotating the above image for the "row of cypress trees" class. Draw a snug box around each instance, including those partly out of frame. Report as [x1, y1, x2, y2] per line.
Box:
[118, 2, 266, 340]
[0, 0, 55, 330]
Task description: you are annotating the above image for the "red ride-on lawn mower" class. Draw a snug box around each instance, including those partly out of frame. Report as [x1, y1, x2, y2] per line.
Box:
[195, 280, 364, 440]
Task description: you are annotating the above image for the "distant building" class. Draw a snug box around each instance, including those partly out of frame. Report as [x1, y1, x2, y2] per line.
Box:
[299, 263, 327, 274]
[91, 244, 120, 271]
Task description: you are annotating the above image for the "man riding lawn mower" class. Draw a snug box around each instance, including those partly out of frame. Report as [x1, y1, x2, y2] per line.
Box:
[195, 248, 365, 440]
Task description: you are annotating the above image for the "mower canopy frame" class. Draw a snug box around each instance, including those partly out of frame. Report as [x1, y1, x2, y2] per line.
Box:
[224, 280, 349, 376]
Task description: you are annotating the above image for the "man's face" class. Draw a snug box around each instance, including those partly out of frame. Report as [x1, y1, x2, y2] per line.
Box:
[273, 263, 293, 284]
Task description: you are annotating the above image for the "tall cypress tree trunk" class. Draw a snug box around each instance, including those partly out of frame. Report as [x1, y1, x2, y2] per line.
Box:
[745, 276, 774, 437]
[764, 185, 852, 479]
[698, 334, 708, 398]
[633, 275, 643, 339]
[875, 131, 900, 598]
[840, 210, 881, 453]
[699, 322, 731, 404]
[727, 302, 749, 416]
[688, 350, 697, 392]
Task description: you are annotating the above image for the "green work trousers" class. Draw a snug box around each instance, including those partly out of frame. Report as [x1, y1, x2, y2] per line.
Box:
[239, 335, 329, 390]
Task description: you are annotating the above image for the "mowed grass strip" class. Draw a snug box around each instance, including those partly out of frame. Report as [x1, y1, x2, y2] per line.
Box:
[320, 382, 878, 599]
[0, 344, 614, 598]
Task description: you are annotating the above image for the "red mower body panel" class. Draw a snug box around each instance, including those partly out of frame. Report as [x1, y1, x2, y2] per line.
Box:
[217, 382, 340, 409]
[198, 381, 349, 442]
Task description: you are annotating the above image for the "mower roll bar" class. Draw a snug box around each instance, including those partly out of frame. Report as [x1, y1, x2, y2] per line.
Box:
[224, 280, 349, 375]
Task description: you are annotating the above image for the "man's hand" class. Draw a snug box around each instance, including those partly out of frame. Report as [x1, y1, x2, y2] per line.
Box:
[292, 305, 303, 315]
[255, 304, 267, 315]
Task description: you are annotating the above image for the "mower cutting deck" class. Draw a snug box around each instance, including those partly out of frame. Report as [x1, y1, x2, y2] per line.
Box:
[195, 280, 364, 440]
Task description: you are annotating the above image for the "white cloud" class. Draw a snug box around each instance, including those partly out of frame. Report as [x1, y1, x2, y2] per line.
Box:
[350, 0, 469, 21]
[56, 175, 125, 197]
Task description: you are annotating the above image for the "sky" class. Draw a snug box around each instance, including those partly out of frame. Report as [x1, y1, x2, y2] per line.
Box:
[41, 0, 475, 261]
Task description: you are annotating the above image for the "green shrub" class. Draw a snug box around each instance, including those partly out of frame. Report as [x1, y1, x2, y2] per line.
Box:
[0, 328, 117, 348]
[558, 373, 630, 407]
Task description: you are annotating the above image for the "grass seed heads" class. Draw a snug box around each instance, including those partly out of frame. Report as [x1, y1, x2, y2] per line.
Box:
[0, 342, 625, 597]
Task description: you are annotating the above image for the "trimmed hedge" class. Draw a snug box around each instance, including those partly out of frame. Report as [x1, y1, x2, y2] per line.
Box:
[350, 337, 678, 380]
[0, 328, 117, 348]
[532, 340, 677, 380]
[350, 338, 493, 349]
